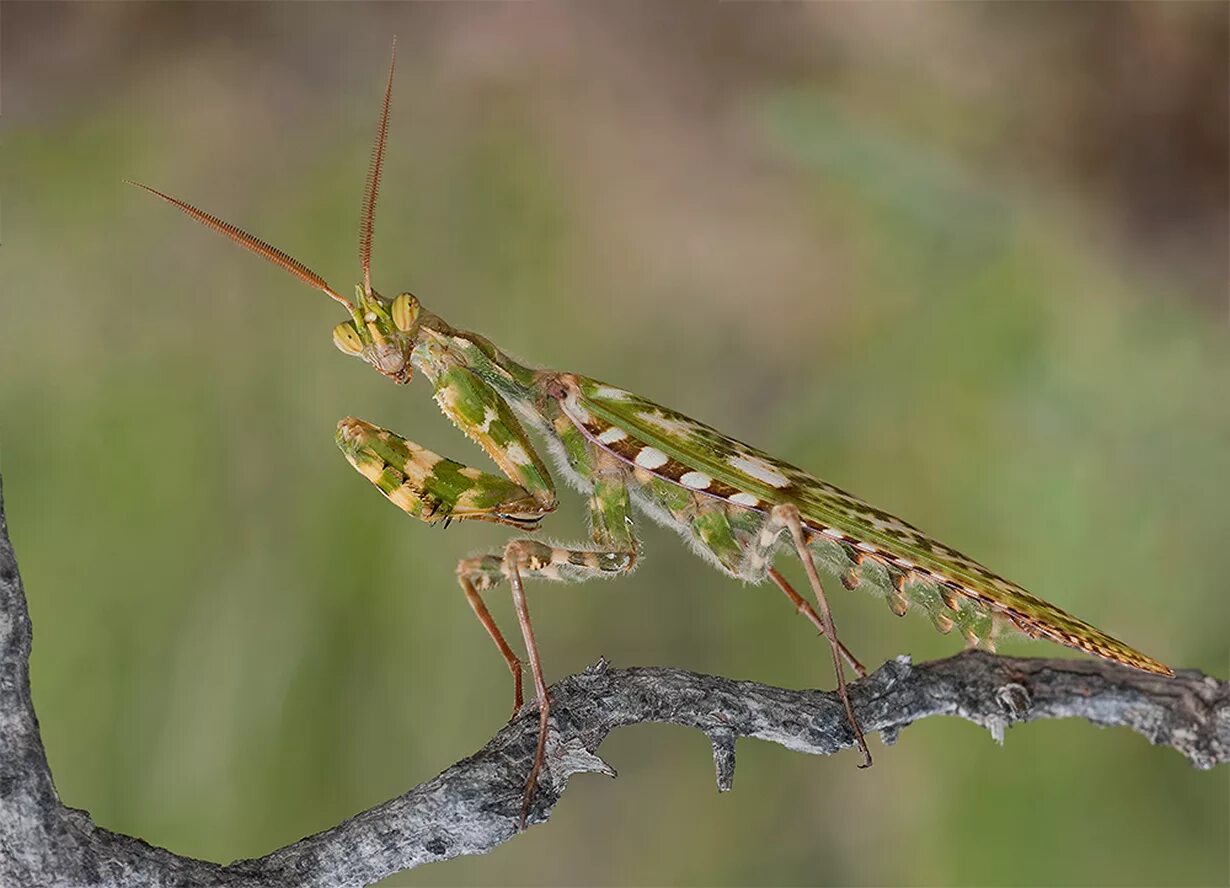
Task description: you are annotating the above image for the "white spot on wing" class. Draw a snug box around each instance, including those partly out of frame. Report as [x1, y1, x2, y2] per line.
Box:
[637, 411, 697, 437]
[561, 392, 592, 424]
[597, 426, 628, 444]
[570, 403, 593, 423]
[728, 454, 791, 489]
[680, 471, 712, 490]
[634, 447, 669, 469]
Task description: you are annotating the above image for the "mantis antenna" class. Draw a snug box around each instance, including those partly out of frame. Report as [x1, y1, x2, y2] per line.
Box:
[127, 37, 399, 312]
[360, 37, 397, 300]
[124, 180, 352, 310]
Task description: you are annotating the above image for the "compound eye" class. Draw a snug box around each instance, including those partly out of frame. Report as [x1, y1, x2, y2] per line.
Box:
[391, 292, 420, 332]
[332, 322, 364, 356]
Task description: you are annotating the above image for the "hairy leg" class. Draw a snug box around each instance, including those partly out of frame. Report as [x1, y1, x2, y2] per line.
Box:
[456, 468, 638, 827]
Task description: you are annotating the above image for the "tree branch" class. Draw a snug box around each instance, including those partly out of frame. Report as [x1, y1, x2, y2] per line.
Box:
[1, 475, 1225, 887]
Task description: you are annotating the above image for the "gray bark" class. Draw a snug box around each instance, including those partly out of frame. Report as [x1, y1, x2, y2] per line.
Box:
[1, 474, 1225, 888]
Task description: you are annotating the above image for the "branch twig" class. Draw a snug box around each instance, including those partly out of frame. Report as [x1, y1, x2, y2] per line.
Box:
[1, 476, 1225, 888]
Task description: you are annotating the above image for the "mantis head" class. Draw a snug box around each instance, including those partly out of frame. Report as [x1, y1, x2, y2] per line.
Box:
[127, 39, 422, 382]
[330, 286, 421, 384]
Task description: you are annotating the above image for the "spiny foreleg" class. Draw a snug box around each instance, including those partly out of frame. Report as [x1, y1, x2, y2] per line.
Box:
[336, 416, 556, 716]
[430, 364, 556, 512]
[338, 366, 563, 718]
[336, 417, 552, 528]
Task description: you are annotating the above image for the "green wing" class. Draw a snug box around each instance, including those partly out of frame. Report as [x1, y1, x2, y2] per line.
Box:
[575, 377, 1171, 675]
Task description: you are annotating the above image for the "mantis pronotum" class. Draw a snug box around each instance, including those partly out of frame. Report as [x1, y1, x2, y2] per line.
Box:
[130, 42, 1172, 826]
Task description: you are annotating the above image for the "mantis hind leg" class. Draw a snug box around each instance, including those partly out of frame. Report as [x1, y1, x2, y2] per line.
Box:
[684, 500, 867, 678]
[768, 504, 872, 768]
[681, 500, 870, 732]
[766, 567, 868, 678]
[738, 504, 872, 766]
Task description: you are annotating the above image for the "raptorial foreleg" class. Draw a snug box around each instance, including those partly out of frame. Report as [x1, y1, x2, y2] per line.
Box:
[335, 417, 553, 529]
[336, 416, 557, 716]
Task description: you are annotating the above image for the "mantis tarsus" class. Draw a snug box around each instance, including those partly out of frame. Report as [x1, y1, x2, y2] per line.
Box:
[130, 41, 1172, 827]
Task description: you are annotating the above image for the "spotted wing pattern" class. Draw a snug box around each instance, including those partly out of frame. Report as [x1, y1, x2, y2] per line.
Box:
[566, 376, 1171, 676]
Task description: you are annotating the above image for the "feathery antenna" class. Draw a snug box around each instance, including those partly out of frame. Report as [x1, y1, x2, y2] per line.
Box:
[126, 180, 352, 308]
[360, 37, 397, 299]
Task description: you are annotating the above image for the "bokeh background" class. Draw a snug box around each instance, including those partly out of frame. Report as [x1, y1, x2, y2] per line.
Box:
[2, 3, 1227, 885]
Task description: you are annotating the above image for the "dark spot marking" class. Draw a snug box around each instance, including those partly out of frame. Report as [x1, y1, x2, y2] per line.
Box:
[605, 437, 642, 462]
[425, 837, 449, 856]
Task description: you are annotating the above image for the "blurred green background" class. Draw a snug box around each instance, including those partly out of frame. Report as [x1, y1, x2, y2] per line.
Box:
[2, 3, 1227, 885]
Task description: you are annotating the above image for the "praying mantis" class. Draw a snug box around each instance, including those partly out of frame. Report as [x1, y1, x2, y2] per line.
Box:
[129, 42, 1172, 826]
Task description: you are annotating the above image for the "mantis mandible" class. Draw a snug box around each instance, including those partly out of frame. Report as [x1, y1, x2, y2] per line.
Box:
[129, 42, 1172, 826]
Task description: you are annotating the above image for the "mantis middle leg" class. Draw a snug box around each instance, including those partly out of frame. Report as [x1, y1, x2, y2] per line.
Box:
[456, 465, 638, 825]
